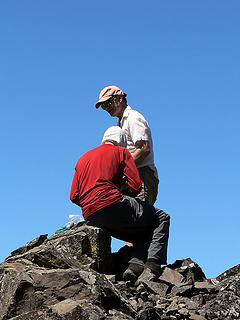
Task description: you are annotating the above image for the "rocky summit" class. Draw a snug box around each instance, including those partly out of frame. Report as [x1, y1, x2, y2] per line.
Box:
[0, 223, 239, 320]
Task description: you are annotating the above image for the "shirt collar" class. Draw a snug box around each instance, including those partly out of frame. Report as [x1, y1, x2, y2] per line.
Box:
[119, 105, 132, 126]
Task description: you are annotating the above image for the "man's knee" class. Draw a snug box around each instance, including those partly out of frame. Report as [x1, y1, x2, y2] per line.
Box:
[156, 209, 170, 223]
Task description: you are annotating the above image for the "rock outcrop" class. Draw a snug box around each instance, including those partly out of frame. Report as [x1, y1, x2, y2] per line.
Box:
[0, 223, 239, 320]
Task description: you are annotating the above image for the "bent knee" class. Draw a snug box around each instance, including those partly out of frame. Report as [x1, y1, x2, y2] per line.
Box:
[163, 212, 170, 221]
[157, 209, 170, 221]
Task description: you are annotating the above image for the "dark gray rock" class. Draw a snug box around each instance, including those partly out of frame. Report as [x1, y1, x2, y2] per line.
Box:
[189, 313, 207, 320]
[159, 266, 185, 286]
[5, 224, 112, 273]
[216, 263, 240, 282]
[169, 258, 207, 283]
[137, 307, 162, 320]
[0, 225, 239, 320]
[0, 225, 137, 320]
[194, 281, 218, 294]
[10, 235, 48, 257]
[204, 267, 240, 320]
[170, 284, 194, 297]
[138, 280, 169, 297]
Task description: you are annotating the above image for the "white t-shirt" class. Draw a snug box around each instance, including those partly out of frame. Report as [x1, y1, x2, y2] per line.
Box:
[119, 105, 158, 179]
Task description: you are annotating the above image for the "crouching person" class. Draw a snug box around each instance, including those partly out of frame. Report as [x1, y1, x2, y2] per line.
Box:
[70, 126, 170, 284]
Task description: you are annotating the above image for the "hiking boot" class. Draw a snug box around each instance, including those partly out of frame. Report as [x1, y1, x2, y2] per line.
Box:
[135, 267, 158, 286]
[145, 258, 162, 276]
[123, 263, 144, 284]
[135, 259, 162, 286]
[123, 268, 138, 283]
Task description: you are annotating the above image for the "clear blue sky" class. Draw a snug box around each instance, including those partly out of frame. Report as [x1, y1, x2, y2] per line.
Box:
[1, 1, 239, 278]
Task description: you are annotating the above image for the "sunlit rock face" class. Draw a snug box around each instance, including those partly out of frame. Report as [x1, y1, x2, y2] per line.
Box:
[0, 224, 239, 320]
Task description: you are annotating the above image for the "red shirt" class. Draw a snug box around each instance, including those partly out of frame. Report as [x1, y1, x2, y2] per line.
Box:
[70, 144, 142, 219]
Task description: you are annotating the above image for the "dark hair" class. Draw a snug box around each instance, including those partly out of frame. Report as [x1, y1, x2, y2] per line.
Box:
[122, 94, 127, 105]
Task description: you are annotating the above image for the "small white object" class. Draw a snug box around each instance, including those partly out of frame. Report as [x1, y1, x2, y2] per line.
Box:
[66, 214, 84, 228]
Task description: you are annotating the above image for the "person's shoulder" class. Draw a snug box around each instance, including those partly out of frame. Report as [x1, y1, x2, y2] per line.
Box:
[127, 107, 148, 127]
[75, 146, 104, 169]
[127, 106, 146, 120]
[79, 145, 103, 159]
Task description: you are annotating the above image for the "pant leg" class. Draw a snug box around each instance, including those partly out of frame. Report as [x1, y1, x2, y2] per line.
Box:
[147, 209, 170, 265]
[86, 196, 170, 266]
[86, 197, 149, 266]
[137, 166, 159, 205]
[124, 199, 170, 266]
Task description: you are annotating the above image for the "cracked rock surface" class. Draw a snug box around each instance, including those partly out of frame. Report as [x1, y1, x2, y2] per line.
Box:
[0, 224, 239, 320]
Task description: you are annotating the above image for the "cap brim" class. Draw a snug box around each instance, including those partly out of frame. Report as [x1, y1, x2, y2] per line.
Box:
[95, 96, 111, 109]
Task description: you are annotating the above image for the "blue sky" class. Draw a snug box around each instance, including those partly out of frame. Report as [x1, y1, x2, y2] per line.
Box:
[1, 1, 239, 278]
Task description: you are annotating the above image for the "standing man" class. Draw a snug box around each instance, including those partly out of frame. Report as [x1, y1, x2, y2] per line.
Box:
[70, 126, 170, 283]
[95, 85, 159, 205]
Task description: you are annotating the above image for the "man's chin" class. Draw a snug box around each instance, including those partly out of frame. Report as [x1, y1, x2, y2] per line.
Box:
[109, 111, 116, 117]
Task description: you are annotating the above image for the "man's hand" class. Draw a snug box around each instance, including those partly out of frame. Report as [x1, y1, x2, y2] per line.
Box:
[132, 140, 150, 166]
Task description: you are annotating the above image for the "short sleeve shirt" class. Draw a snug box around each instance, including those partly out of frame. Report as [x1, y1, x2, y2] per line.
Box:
[119, 105, 158, 178]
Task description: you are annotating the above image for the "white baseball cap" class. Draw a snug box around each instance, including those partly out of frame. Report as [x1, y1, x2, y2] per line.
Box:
[102, 126, 127, 148]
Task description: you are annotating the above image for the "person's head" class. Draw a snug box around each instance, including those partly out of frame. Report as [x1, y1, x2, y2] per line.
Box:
[101, 126, 127, 148]
[95, 85, 127, 119]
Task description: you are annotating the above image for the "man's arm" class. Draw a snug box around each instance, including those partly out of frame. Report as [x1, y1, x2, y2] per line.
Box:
[126, 111, 151, 166]
[131, 140, 150, 166]
[122, 149, 142, 196]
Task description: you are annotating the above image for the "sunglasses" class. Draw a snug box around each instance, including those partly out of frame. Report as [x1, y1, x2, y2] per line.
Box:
[101, 95, 118, 110]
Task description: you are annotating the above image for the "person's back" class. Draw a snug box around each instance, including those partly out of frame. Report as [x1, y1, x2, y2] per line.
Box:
[70, 143, 141, 219]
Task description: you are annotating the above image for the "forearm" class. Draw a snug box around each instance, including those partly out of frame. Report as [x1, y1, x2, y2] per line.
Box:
[132, 148, 149, 166]
[132, 140, 150, 166]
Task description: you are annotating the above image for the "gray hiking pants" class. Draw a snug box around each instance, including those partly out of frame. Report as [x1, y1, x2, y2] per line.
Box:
[86, 195, 170, 267]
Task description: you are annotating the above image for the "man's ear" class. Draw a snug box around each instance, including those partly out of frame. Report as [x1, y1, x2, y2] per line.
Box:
[118, 95, 123, 103]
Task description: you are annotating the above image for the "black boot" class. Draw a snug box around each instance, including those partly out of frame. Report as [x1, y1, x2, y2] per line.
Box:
[123, 263, 144, 284]
[135, 259, 162, 285]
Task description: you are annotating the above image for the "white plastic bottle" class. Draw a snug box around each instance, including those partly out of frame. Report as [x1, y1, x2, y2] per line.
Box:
[66, 214, 84, 228]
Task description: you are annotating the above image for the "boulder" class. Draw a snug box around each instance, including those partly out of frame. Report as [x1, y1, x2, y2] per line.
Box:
[0, 224, 239, 320]
[159, 266, 185, 286]
[5, 224, 112, 273]
[0, 224, 135, 320]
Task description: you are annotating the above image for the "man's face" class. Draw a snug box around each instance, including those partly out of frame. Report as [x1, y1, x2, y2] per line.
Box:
[101, 96, 124, 118]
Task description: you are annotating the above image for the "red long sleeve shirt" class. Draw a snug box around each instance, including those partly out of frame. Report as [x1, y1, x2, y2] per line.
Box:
[70, 144, 142, 219]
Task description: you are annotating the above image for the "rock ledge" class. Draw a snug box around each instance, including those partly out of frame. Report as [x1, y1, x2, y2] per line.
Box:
[0, 224, 239, 320]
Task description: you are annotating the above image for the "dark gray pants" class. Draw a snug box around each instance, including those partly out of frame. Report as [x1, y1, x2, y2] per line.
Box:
[86, 196, 170, 267]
